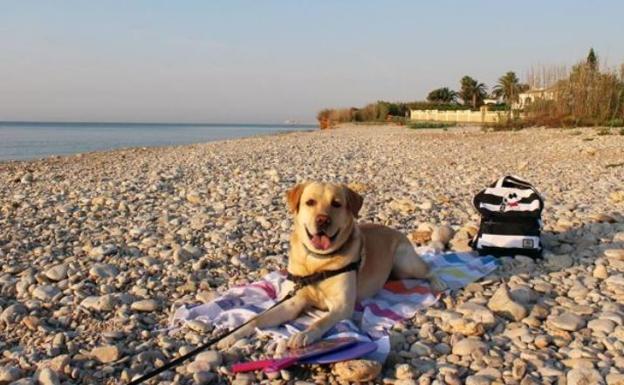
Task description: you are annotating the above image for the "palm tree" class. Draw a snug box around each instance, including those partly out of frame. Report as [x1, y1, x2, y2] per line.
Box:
[493, 71, 522, 105]
[459, 76, 487, 109]
[426, 87, 458, 104]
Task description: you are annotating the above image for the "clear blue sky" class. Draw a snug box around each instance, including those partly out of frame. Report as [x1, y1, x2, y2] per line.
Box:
[1, 1, 623, 123]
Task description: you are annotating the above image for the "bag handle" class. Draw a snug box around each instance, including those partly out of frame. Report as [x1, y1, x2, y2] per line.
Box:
[495, 175, 533, 189]
[491, 175, 544, 209]
[494, 176, 506, 189]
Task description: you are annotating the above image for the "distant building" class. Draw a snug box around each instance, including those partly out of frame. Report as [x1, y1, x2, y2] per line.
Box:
[514, 86, 557, 110]
[483, 97, 500, 105]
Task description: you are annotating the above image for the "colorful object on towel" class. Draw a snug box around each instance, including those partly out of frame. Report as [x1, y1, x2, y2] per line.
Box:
[302, 341, 378, 364]
[170, 251, 499, 362]
[232, 337, 358, 373]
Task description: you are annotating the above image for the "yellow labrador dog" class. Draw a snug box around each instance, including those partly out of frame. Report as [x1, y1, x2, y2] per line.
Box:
[218, 182, 446, 349]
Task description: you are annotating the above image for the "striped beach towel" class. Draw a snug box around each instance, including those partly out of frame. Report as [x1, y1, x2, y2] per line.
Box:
[170, 251, 498, 362]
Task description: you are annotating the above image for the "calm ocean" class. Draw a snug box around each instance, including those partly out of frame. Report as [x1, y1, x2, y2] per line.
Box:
[0, 122, 315, 161]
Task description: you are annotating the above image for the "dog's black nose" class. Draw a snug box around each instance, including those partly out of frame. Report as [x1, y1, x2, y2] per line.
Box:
[315, 214, 331, 229]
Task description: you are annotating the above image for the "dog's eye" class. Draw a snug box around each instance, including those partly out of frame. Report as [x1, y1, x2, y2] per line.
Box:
[305, 199, 316, 207]
[331, 200, 342, 208]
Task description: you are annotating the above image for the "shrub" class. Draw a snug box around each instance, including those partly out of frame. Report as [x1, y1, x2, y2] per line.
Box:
[607, 118, 624, 127]
[386, 115, 408, 125]
[485, 103, 509, 111]
[524, 53, 624, 127]
[408, 121, 456, 129]
[482, 118, 528, 131]
[407, 101, 470, 111]
[318, 101, 414, 127]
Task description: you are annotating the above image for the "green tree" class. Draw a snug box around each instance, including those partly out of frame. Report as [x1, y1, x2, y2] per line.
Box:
[376, 101, 391, 120]
[459, 76, 487, 109]
[426, 87, 458, 103]
[587, 48, 598, 71]
[493, 71, 522, 104]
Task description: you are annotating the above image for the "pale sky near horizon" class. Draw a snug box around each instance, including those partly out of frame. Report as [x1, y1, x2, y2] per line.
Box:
[1, 1, 623, 124]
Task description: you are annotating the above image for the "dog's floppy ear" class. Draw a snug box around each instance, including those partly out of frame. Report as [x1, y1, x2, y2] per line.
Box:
[286, 183, 306, 214]
[344, 185, 363, 217]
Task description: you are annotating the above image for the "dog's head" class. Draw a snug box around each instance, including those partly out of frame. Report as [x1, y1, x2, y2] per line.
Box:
[286, 182, 363, 255]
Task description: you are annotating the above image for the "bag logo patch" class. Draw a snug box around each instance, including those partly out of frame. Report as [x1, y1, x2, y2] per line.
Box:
[522, 239, 534, 248]
[500, 193, 520, 212]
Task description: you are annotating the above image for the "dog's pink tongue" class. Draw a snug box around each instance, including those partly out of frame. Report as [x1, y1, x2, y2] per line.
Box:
[311, 234, 331, 250]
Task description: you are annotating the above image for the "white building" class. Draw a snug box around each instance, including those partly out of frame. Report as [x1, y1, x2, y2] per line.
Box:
[514, 87, 557, 110]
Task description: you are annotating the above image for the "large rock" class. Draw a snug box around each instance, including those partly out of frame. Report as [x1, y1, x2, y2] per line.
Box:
[20, 172, 33, 183]
[332, 360, 381, 382]
[512, 359, 527, 379]
[593, 264, 608, 279]
[567, 368, 604, 385]
[604, 249, 624, 260]
[37, 355, 70, 374]
[609, 191, 624, 203]
[186, 350, 222, 373]
[465, 375, 493, 385]
[606, 373, 624, 385]
[606, 275, 624, 288]
[90, 196, 107, 206]
[131, 299, 159, 312]
[451, 337, 487, 356]
[509, 286, 538, 305]
[550, 312, 585, 332]
[193, 371, 216, 385]
[43, 264, 68, 282]
[568, 281, 589, 299]
[487, 285, 527, 321]
[91, 345, 121, 363]
[186, 191, 202, 205]
[80, 295, 116, 312]
[409, 341, 432, 356]
[0, 366, 22, 384]
[35, 368, 60, 385]
[544, 253, 574, 271]
[395, 363, 417, 380]
[88, 245, 117, 258]
[389, 199, 417, 214]
[445, 317, 485, 336]
[32, 285, 60, 301]
[431, 225, 454, 245]
[89, 263, 118, 279]
[587, 319, 615, 334]
[0, 303, 27, 325]
[187, 350, 223, 373]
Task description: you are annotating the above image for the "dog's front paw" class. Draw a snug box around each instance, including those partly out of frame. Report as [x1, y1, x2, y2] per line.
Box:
[288, 329, 319, 349]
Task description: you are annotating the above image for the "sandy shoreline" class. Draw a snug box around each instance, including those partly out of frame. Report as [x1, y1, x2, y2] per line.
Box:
[1, 124, 624, 384]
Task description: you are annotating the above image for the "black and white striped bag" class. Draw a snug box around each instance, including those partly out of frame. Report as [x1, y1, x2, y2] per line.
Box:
[471, 175, 544, 258]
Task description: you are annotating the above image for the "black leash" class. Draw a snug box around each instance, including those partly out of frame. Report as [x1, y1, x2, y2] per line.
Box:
[125, 260, 360, 385]
[126, 288, 297, 385]
[286, 260, 360, 288]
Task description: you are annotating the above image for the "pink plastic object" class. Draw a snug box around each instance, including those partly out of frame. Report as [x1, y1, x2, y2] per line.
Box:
[231, 359, 274, 373]
[231, 337, 358, 373]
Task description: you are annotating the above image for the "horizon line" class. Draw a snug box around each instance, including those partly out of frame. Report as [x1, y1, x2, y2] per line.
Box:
[0, 120, 318, 127]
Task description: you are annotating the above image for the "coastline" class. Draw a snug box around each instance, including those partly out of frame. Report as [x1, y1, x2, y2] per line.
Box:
[0, 122, 317, 163]
[1, 124, 624, 384]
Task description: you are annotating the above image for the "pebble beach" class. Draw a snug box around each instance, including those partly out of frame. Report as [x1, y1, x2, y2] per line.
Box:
[1, 124, 624, 385]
